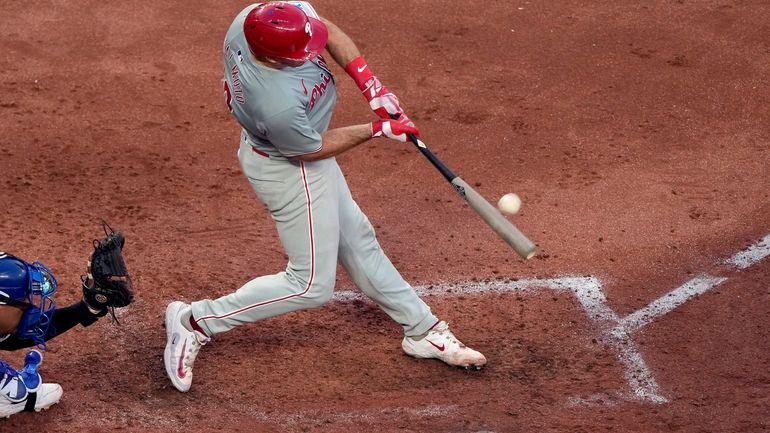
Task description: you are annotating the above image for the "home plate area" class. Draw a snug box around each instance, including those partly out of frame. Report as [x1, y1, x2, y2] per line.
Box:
[333, 232, 770, 406]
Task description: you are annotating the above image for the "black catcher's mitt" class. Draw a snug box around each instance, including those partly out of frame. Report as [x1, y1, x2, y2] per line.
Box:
[82, 223, 134, 321]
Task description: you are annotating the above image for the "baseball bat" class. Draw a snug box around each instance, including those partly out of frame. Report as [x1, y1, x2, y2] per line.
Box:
[400, 127, 537, 260]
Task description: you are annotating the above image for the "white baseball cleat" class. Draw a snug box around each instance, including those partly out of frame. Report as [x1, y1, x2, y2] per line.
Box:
[402, 321, 487, 369]
[164, 301, 209, 392]
[0, 383, 63, 418]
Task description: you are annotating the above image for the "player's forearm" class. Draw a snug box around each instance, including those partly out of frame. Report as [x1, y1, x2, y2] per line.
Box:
[321, 17, 361, 67]
[295, 124, 372, 162]
[0, 301, 102, 350]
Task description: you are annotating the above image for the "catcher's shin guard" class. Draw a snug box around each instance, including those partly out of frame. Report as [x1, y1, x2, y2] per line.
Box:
[0, 357, 62, 418]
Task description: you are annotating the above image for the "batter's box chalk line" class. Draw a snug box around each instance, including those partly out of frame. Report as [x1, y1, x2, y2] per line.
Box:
[724, 232, 770, 269]
[332, 232, 770, 405]
[248, 403, 458, 425]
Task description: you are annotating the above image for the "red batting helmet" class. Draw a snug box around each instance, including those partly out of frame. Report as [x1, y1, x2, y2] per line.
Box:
[243, 2, 329, 61]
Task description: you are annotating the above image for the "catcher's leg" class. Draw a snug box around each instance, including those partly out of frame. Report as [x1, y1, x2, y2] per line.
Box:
[190, 154, 340, 336]
[333, 163, 437, 337]
[0, 356, 63, 418]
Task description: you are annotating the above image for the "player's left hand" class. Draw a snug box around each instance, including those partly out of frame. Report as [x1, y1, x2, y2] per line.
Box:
[367, 83, 413, 126]
[345, 56, 414, 126]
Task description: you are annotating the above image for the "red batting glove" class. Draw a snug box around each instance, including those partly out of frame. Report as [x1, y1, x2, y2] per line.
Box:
[345, 56, 413, 125]
[371, 120, 419, 143]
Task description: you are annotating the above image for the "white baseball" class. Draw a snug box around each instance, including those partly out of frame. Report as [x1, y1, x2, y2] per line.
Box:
[497, 193, 521, 215]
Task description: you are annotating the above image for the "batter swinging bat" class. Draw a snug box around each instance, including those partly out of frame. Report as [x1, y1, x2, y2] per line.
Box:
[405, 132, 537, 260]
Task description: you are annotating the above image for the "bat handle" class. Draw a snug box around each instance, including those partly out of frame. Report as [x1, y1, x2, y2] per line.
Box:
[388, 114, 458, 182]
[388, 114, 421, 146]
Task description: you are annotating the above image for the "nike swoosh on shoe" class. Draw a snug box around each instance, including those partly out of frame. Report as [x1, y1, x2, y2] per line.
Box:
[426, 340, 445, 352]
[176, 339, 187, 379]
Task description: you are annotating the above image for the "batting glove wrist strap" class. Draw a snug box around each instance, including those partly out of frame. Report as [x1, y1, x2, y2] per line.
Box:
[344, 56, 376, 93]
[346, 56, 413, 126]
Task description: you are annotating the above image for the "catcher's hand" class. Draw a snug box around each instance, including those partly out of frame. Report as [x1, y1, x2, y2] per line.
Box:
[82, 223, 134, 321]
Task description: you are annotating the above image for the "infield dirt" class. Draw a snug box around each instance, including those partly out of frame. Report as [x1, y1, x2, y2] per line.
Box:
[1, 1, 768, 432]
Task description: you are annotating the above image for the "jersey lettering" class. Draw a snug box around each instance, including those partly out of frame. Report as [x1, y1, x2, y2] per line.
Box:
[229, 64, 245, 104]
[315, 56, 332, 76]
[223, 44, 245, 112]
[307, 57, 333, 110]
[308, 73, 331, 110]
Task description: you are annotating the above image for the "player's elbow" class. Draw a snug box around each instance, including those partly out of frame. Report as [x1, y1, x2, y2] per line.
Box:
[320, 17, 339, 35]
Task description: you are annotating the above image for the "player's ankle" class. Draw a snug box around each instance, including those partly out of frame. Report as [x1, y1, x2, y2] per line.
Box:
[179, 307, 206, 336]
[409, 320, 442, 341]
[188, 315, 208, 338]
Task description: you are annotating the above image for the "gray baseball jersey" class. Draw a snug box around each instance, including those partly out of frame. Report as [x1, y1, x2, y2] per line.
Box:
[223, 3, 336, 158]
[191, 2, 437, 338]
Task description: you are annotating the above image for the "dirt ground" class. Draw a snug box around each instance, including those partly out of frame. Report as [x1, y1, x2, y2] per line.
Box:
[1, 1, 769, 432]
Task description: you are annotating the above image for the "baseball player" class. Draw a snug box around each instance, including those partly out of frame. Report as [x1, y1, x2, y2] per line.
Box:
[0, 230, 133, 418]
[164, 1, 486, 393]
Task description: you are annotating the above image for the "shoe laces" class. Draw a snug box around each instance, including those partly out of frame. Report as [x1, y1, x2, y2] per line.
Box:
[429, 322, 466, 348]
[182, 333, 208, 369]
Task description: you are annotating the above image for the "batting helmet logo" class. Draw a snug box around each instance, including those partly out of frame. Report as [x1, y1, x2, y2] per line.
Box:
[243, 2, 328, 61]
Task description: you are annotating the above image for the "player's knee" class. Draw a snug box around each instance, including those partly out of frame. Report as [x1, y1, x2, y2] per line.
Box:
[305, 271, 336, 305]
[286, 267, 335, 307]
[301, 283, 334, 308]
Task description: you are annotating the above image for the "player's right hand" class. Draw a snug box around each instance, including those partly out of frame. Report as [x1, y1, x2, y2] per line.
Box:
[371, 120, 419, 142]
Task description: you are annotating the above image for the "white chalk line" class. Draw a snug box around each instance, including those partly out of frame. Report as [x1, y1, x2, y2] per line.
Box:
[334, 276, 668, 403]
[566, 393, 621, 407]
[331, 276, 599, 302]
[248, 403, 458, 426]
[329, 232, 770, 406]
[724, 233, 770, 269]
[616, 275, 728, 334]
[611, 232, 770, 345]
[568, 279, 668, 403]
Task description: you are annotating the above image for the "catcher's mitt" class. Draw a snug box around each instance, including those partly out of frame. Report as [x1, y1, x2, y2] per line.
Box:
[82, 223, 134, 322]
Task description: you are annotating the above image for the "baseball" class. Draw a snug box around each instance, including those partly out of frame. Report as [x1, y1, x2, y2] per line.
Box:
[497, 193, 521, 215]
